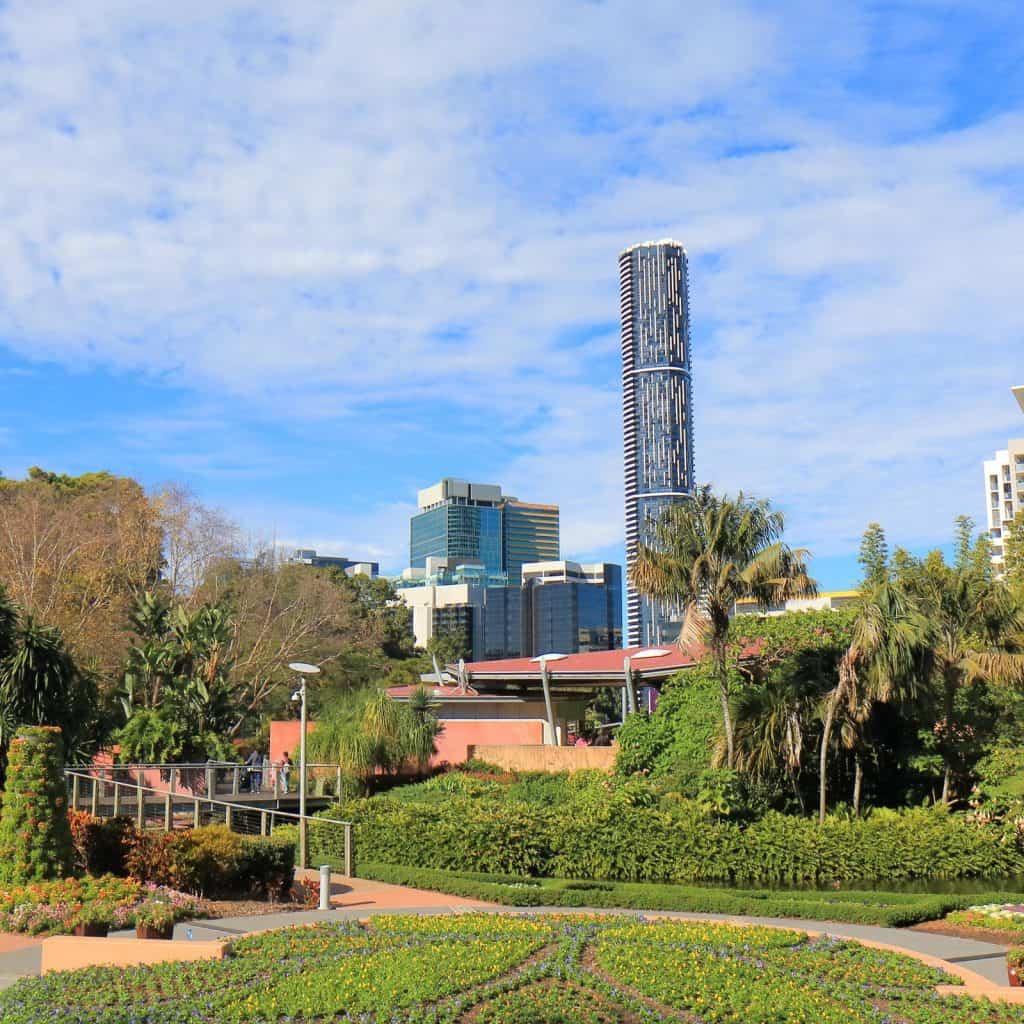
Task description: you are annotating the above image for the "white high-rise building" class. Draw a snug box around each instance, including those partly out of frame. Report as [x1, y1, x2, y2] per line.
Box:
[984, 386, 1024, 575]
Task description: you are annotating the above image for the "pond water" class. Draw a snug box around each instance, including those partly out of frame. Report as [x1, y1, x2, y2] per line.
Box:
[717, 876, 1024, 895]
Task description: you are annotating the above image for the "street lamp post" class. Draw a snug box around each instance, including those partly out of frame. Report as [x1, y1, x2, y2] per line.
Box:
[289, 662, 320, 870]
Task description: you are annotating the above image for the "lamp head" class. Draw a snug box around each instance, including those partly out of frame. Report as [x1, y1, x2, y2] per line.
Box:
[288, 662, 321, 675]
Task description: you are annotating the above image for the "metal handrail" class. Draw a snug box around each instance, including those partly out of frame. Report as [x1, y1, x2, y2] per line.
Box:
[64, 769, 352, 827]
[64, 768, 354, 874]
[71, 761, 349, 771]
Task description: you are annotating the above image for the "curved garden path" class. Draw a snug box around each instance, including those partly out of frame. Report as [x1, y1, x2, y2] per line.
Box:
[0, 871, 1012, 995]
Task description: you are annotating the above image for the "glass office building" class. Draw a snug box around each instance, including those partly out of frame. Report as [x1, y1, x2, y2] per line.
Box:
[619, 240, 694, 645]
[410, 503, 503, 577]
[503, 502, 560, 585]
[521, 562, 623, 657]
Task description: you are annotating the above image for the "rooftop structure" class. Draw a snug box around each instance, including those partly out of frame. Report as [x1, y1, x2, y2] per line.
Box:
[286, 549, 379, 577]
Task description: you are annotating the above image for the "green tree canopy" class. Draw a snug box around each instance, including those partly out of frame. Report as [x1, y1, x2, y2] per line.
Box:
[630, 485, 816, 768]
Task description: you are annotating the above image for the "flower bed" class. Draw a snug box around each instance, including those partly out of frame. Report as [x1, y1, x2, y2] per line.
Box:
[947, 903, 1024, 933]
[4, 912, 1024, 1023]
[0, 875, 205, 936]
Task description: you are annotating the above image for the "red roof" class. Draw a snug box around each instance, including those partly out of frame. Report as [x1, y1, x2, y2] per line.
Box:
[459, 645, 699, 682]
[456, 641, 763, 683]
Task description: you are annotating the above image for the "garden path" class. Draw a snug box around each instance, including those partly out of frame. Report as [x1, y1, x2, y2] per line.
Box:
[0, 873, 1012, 993]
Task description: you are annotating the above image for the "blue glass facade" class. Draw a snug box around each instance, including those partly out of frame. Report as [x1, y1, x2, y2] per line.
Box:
[409, 504, 503, 577]
[522, 564, 623, 657]
[620, 241, 693, 645]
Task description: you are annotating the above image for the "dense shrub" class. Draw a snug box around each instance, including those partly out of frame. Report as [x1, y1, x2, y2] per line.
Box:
[314, 792, 1024, 885]
[173, 826, 245, 896]
[84, 817, 295, 900]
[0, 727, 74, 884]
[614, 668, 722, 786]
[239, 833, 296, 900]
[68, 811, 135, 876]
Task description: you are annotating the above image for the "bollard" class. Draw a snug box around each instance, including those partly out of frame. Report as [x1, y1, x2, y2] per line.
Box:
[319, 864, 331, 911]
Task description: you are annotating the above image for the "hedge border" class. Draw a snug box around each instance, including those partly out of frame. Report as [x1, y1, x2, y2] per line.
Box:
[357, 862, 1024, 927]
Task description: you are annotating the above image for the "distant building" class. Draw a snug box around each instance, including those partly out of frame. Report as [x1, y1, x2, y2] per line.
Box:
[619, 240, 694, 646]
[410, 478, 559, 583]
[521, 561, 623, 657]
[286, 549, 379, 577]
[397, 556, 622, 661]
[984, 386, 1024, 577]
[397, 558, 521, 661]
[732, 591, 860, 617]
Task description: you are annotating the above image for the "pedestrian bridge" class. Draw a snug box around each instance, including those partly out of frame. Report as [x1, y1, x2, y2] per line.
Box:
[66, 761, 353, 873]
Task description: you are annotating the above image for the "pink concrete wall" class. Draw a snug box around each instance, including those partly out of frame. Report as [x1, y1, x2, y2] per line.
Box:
[269, 720, 316, 766]
[432, 719, 545, 766]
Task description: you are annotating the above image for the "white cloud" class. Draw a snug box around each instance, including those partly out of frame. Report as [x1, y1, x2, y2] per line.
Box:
[1, 1, 1022, 566]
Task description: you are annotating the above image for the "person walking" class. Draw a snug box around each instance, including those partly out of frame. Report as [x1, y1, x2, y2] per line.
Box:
[245, 748, 262, 792]
[279, 752, 292, 793]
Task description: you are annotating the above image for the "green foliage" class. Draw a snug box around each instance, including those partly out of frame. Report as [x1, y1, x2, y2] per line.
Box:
[0, 608, 98, 770]
[858, 522, 890, 586]
[314, 785, 1024, 885]
[0, 727, 74, 884]
[631, 485, 816, 769]
[172, 825, 245, 897]
[615, 667, 722, 788]
[309, 685, 440, 782]
[426, 625, 472, 664]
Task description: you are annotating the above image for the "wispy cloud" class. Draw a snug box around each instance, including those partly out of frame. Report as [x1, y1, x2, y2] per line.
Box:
[1, 1, 1022, 568]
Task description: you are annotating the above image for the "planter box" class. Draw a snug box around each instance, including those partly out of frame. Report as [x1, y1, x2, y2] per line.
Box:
[41, 936, 229, 975]
[136, 923, 174, 940]
[73, 923, 109, 938]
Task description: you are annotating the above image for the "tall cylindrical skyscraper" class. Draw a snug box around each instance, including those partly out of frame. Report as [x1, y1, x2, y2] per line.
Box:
[619, 240, 694, 646]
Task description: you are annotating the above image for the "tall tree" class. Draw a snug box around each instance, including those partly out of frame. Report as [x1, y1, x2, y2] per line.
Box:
[858, 523, 890, 587]
[0, 590, 99, 771]
[630, 486, 816, 767]
[0, 469, 163, 678]
[895, 521, 1024, 803]
[196, 556, 375, 734]
[817, 582, 929, 821]
[152, 484, 240, 600]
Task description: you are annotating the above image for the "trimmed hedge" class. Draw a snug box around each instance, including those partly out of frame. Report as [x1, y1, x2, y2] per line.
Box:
[357, 862, 1024, 927]
[311, 796, 1024, 885]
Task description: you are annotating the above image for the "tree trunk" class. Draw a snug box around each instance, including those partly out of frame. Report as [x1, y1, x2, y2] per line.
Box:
[715, 642, 734, 769]
[852, 753, 863, 815]
[819, 699, 836, 824]
[790, 770, 805, 813]
[942, 673, 956, 804]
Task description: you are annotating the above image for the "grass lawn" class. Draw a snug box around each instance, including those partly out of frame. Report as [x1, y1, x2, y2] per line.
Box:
[6, 913, 1024, 1022]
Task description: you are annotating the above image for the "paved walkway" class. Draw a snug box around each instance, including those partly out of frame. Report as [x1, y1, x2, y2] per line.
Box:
[0, 874, 1012, 991]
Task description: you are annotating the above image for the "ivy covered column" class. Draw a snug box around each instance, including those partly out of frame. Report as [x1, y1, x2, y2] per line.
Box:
[0, 726, 74, 884]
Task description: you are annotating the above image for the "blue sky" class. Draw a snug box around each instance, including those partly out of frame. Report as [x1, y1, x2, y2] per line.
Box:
[1, 1, 1023, 588]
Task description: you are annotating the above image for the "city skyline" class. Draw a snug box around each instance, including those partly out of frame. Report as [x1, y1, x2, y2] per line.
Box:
[2, 4, 1022, 588]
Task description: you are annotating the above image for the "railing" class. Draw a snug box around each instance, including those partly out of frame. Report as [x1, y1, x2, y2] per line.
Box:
[65, 768, 354, 875]
[70, 761, 353, 803]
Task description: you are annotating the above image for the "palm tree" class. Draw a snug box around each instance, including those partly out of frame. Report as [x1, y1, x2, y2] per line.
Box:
[630, 486, 816, 768]
[897, 534, 1024, 804]
[731, 674, 815, 811]
[817, 582, 930, 822]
